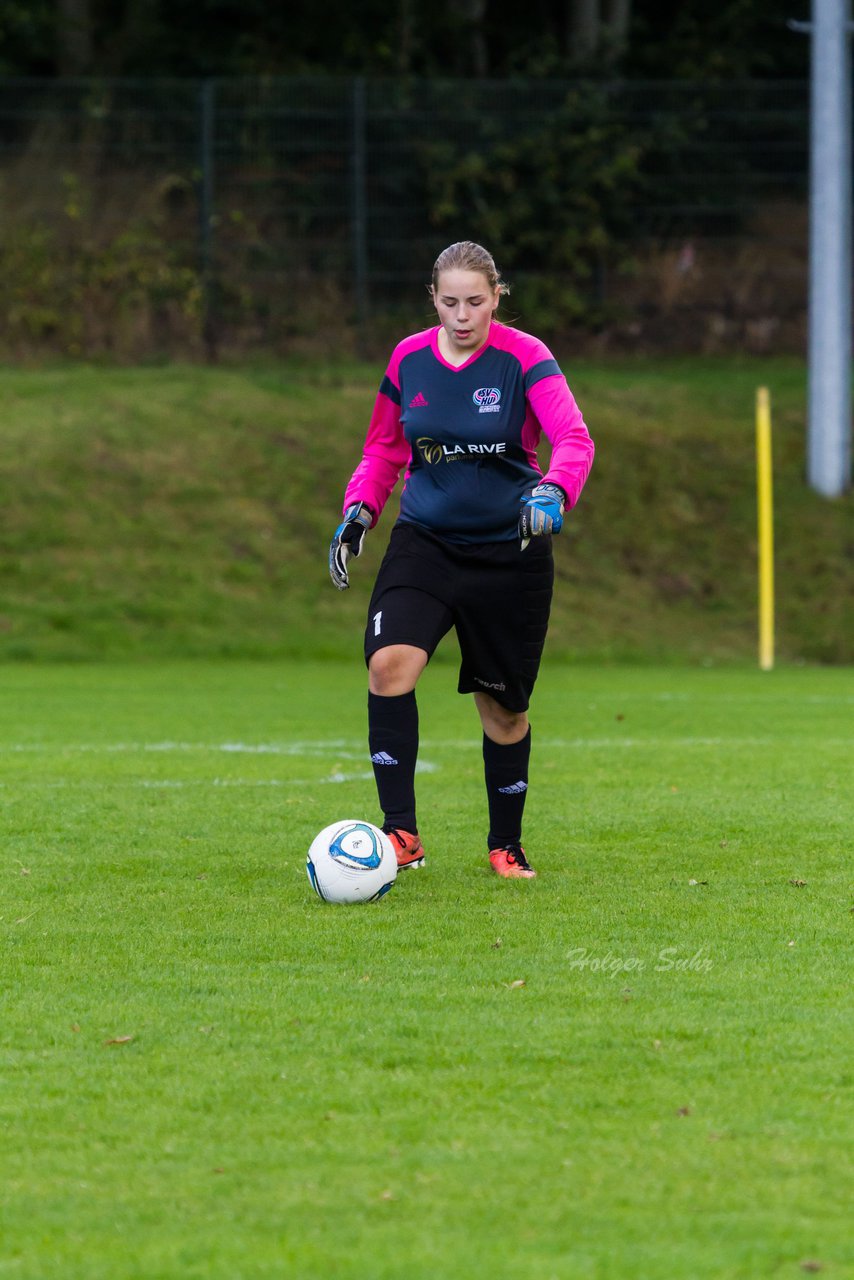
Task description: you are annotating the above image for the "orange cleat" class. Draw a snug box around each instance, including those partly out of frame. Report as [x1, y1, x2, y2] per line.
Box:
[384, 827, 426, 870]
[489, 844, 536, 878]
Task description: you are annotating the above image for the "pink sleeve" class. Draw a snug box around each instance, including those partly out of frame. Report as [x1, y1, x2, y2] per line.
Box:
[527, 375, 594, 510]
[342, 373, 411, 527]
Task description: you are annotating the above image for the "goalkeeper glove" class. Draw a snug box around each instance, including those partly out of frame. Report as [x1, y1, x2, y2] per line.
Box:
[329, 502, 373, 590]
[519, 483, 566, 550]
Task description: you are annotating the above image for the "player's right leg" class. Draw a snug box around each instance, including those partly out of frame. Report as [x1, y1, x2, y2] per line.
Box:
[368, 644, 429, 868]
[368, 644, 428, 695]
[364, 574, 453, 870]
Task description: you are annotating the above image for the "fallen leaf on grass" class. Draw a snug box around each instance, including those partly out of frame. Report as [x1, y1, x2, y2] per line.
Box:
[800, 1262, 824, 1274]
[676, 1106, 692, 1116]
[789, 879, 807, 888]
[16, 862, 30, 876]
[379, 1189, 394, 1201]
[491, 938, 503, 949]
[70, 1024, 81, 1034]
[505, 979, 526, 989]
[687, 878, 709, 886]
[103, 1035, 134, 1047]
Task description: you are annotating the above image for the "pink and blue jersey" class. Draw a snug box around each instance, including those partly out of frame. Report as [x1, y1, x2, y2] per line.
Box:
[344, 320, 594, 543]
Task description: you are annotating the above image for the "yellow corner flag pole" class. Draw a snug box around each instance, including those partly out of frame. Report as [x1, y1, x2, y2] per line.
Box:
[756, 387, 775, 671]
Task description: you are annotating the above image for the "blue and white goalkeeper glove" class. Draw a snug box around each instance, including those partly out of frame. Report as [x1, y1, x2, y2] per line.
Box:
[329, 502, 373, 590]
[519, 483, 566, 550]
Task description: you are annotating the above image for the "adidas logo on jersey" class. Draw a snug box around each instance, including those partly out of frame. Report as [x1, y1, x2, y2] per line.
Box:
[409, 392, 429, 408]
[498, 780, 528, 794]
[371, 751, 399, 765]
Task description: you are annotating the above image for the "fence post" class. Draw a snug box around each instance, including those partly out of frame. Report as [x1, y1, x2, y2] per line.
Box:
[351, 77, 370, 343]
[199, 78, 217, 362]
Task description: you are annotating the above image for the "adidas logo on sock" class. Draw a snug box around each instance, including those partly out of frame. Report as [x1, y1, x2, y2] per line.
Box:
[498, 780, 528, 794]
[371, 751, 399, 765]
[409, 392, 429, 408]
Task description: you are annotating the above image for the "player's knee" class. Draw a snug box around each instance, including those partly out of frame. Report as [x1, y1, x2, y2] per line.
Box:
[368, 645, 424, 695]
[493, 711, 529, 744]
[476, 694, 529, 744]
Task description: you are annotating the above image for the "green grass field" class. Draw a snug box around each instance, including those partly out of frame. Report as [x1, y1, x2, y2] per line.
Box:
[2, 659, 851, 1279]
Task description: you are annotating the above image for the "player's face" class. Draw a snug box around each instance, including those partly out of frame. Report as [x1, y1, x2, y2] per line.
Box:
[432, 269, 499, 358]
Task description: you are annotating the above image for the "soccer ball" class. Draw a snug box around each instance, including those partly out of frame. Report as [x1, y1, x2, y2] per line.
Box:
[306, 820, 397, 904]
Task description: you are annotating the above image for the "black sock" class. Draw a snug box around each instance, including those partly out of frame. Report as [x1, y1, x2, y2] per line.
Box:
[483, 727, 531, 850]
[368, 690, 419, 833]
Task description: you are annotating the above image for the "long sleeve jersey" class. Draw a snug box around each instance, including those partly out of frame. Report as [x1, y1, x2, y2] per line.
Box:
[343, 320, 595, 544]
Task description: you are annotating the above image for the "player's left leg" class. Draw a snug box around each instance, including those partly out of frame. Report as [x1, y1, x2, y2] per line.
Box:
[474, 694, 536, 878]
[454, 536, 554, 878]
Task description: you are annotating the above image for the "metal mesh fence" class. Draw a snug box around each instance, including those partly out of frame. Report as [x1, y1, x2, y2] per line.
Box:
[0, 76, 810, 357]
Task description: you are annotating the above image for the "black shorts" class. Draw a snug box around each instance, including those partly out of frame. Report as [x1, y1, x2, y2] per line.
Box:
[364, 522, 554, 713]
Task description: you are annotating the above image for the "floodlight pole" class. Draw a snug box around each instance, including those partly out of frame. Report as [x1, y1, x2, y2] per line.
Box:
[803, 0, 853, 497]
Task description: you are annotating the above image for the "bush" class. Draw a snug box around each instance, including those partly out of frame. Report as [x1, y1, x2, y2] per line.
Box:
[0, 171, 202, 358]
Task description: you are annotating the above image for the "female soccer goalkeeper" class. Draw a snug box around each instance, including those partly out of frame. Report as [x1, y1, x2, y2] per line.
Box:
[329, 241, 594, 878]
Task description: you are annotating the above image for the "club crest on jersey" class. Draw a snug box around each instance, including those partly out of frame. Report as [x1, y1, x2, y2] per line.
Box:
[473, 386, 502, 413]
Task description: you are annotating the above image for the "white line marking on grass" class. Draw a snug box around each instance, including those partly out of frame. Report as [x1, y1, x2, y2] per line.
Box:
[550, 735, 853, 748]
[0, 760, 438, 790]
[6, 729, 853, 756]
[420, 736, 852, 750]
[2, 730, 851, 758]
[0, 741, 371, 758]
[139, 771, 375, 788]
[134, 763, 439, 788]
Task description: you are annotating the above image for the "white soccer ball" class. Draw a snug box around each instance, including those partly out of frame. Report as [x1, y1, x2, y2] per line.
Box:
[306, 820, 397, 904]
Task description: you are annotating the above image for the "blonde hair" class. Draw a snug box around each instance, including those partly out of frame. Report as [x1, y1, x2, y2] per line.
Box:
[430, 241, 510, 297]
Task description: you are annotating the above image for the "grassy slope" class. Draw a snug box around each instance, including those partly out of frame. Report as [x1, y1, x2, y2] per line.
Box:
[1, 661, 852, 1279]
[0, 357, 850, 663]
